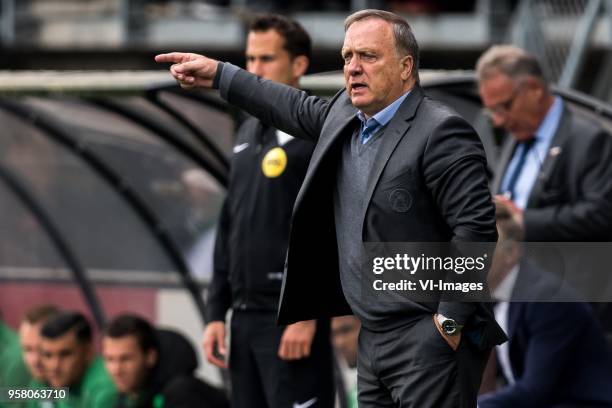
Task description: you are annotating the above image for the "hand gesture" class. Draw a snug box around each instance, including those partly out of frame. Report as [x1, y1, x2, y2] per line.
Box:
[155, 52, 219, 89]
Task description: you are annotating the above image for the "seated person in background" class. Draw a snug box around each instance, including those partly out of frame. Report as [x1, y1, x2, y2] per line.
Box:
[40, 311, 117, 408]
[478, 215, 612, 408]
[1, 314, 31, 391]
[103, 314, 228, 408]
[331, 316, 360, 408]
[19, 304, 59, 387]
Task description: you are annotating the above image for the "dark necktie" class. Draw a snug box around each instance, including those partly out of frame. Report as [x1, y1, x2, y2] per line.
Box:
[503, 137, 536, 200]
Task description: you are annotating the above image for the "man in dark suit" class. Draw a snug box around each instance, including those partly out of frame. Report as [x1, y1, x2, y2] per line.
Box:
[477, 44, 612, 331]
[479, 216, 612, 408]
[157, 9, 506, 407]
[477, 45, 612, 241]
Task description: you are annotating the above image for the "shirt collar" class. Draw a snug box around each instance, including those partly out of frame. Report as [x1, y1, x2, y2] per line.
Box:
[356, 90, 412, 129]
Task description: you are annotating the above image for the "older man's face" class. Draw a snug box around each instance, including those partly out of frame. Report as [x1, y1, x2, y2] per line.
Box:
[479, 72, 546, 142]
[342, 18, 412, 117]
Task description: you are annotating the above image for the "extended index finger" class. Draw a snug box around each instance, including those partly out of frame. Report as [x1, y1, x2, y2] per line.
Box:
[155, 52, 188, 64]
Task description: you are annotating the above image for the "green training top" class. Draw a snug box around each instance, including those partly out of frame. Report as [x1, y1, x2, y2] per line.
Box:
[0, 321, 32, 408]
[31, 357, 117, 408]
[0, 321, 30, 387]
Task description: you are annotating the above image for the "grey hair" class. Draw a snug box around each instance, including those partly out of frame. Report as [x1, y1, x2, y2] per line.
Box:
[476, 45, 547, 87]
[344, 9, 420, 84]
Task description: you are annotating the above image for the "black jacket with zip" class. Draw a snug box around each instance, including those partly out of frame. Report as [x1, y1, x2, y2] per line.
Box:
[206, 116, 314, 321]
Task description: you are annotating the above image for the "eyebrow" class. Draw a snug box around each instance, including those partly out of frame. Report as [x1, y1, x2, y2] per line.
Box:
[246, 53, 276, 58]
[341, 48, 377, 56]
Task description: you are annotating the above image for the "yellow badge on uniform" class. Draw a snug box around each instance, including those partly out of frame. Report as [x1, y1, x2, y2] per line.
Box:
[261, 147, 287, 178]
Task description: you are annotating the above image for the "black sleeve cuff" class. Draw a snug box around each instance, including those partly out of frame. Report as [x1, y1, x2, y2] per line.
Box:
[437, 302, 476, 326]
[212, 61, 224, 89]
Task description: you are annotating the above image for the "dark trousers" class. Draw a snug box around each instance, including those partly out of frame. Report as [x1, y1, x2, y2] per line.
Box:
[229, 310, 335, 408]
[358, 314, 490, 408]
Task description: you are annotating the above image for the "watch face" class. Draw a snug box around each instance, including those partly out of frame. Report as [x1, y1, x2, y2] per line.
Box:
[441, 319, 457, 335]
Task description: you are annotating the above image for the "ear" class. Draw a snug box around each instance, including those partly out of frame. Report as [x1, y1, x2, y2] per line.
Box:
[291, 55, 309, 79]
[400, 55, 414, 81]
[524, 76, 545, 97]
[145, 349, 158, 368]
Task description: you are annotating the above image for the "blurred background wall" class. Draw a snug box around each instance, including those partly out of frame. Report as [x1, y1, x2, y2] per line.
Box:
[1, 0, 612, 100]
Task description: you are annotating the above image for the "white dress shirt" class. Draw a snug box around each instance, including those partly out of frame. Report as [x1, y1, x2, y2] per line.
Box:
[492, 265, 520, 384]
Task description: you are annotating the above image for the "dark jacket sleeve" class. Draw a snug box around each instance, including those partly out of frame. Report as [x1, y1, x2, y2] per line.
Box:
[423, 114, 498, 324]
[478, 303, 589, 408]
[206, 198, 232, 322]
[423, 114, 498, 243]
[215, 62, 331, 143]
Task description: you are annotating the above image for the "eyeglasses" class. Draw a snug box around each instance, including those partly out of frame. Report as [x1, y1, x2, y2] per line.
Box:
[484, 83, 525, 117]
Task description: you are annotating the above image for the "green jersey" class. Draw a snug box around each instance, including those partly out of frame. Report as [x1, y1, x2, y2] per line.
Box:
[29, 357, 117, 408]
[0, 321, 30, 388]
[0, 321, 32, 408]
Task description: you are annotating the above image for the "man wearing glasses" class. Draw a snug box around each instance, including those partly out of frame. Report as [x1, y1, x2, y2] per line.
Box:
[476, 46, 612, 394]
[477, 45, 612, 242]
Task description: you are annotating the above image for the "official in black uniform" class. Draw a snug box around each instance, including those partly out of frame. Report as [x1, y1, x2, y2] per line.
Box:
[202, 15, 334, 408]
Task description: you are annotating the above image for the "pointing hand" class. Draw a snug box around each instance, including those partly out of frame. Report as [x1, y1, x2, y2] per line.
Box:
[155, 52, 219, 89]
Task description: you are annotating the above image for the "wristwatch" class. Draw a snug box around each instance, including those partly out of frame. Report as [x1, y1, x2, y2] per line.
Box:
[436, 314, 463, 336]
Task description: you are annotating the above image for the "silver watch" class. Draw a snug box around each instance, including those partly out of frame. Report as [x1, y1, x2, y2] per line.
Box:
[436, 314, 463, 336]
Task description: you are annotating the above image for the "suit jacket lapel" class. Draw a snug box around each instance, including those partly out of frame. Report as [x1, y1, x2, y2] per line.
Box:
[505, 300, 522, 378]
[294, 94, 358, 208]
[506, 262, 530, 356]
[360, 86, 424, 238]
[507, 269, 528, 340]
[526, 106, 570, 208]
[506, 260, 546, 374]
[315, 97, 359, 165]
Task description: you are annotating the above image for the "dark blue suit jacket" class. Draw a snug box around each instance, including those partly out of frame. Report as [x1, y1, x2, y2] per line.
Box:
[479, 262, 612, 407]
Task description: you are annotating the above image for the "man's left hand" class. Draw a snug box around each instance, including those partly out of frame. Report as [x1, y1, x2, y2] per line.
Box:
[433, 315, 461, 351]
[278, 320, 317, 360]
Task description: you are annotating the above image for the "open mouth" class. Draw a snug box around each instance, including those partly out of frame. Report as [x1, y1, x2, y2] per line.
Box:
[351, 83, 367, 91]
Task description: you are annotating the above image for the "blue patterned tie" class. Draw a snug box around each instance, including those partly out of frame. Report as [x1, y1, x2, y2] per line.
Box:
[360, 119, 381, 144]
[503, 137, 536, 199]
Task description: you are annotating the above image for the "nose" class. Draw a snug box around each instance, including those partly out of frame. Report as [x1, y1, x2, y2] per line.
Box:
[346, 55, 362, 77]
[46, 357, 60, 372]
[248, 59, 264, 77]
